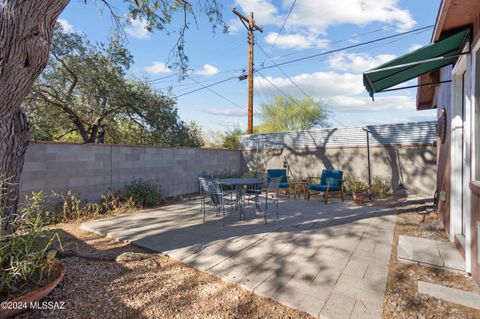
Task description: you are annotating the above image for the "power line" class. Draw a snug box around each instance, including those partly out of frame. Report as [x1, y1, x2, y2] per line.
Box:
[176, 76, 239, 97]
[256, 70, 347, 128]
[263, 25, 394, 64]
[258, 43, 310, 98]
[268, 0, 297, 52]
[186, 76, 246, 111]
[257, 25, 433, 71]
[257, 44, 348, 128]
[175, 25, 433, 98]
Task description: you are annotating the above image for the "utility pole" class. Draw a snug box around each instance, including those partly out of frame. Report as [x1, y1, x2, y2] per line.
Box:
[233, 7, 263, 134]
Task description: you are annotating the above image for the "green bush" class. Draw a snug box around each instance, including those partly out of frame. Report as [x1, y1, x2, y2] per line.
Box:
[345, 175, 392, 196]
[345, 175, 369, 193]
[371, 176, 392, 196]
[1, 191, 60, 297]
[123, 179, 162, 207]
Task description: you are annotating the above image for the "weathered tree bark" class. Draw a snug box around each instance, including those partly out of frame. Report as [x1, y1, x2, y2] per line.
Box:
[0, 0, 69, 232]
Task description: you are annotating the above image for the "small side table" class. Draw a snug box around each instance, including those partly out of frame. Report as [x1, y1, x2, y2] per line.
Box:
[292, 180, 308, 200]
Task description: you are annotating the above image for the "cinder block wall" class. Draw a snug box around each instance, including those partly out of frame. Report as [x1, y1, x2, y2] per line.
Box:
[20, 142, 244, 201]
[242, 144, 437, 196]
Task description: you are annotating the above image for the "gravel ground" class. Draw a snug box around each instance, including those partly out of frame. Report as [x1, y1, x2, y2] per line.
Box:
[18, 222, 313, 319]
[14, 197, 480, 319]
[382, 207, 480, 319]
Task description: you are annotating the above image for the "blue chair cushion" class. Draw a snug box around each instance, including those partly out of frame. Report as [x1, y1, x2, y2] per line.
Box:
[320, 169, 343, 188]
[309, 184, 341, 192]
[267, 169, 288, 184]
[279, 182, 290, 189]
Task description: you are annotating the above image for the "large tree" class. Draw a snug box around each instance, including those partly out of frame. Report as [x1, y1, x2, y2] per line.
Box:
[255, 96, 330, 133]
[25, 27, 203, 147]
[0, 0, 225, 232]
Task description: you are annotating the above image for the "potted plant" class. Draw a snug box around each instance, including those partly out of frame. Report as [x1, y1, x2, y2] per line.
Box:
[346, 176, 369, 205]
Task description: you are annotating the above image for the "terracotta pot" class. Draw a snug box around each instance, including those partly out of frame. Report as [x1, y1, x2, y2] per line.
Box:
[352, 192, 367, 205]
[0, 261, 67, 319]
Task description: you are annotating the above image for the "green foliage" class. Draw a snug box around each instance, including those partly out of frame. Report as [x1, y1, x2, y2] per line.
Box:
[371, 176, 392, 196]
[345, 175, 369, 193]
[58, 190, 135, 220]
[223, 129, 243, 150]
[346, 175, 392, 195]
[0, 192, 60, 297]
[123, 179, 162, 208]
[24, 26, 204, 147]
[202, 130, 226, 149]
[255, 96, 330, 133]
[123, 0, 227, 76]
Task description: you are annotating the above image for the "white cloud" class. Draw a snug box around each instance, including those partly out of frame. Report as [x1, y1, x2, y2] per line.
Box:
[196, 64, 220, 76]
[216, 120, 244, 128]
[264, 32, 329, 49]
[255, 67, 417, 112]
[206, 108, 260, 117]
[257, 71, 364, 98]
[207, 108, 247, 116]
[234, 0, 282, 25]
[328, 95, 416, 112]
[144, 61, 171, 74]
[408, 43, 423, 52]
[234, 0, 416, 37]
[125, 18, 150, 39]
[328, 52, 396, 73]
[57, 18, 74, 33]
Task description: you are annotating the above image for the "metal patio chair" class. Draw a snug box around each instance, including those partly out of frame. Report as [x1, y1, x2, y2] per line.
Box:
[255, 176, 281, 223]
[198, 177, 239, 222]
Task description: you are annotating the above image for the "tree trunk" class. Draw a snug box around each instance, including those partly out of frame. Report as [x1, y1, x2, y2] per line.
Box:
[0, 0, 69, 232]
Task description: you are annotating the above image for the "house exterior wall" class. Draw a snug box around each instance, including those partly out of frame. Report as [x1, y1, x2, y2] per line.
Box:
[429, 34, 480, 286]
[435, 66, 453, 231]
[470, 42, 480, 286]
[19, 142, 244, 202]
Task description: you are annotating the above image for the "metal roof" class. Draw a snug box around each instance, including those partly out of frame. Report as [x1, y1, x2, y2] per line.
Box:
[240, 121, 437, 150]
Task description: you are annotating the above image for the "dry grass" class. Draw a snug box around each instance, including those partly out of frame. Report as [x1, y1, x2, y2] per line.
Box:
[382, 208, 480, 319]
[18, 222, 312, 319]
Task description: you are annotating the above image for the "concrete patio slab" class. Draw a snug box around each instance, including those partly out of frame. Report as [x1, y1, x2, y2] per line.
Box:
[397, 235, 465, 271]
[418, 281, 480, 310]
[81, 198, 397, 318]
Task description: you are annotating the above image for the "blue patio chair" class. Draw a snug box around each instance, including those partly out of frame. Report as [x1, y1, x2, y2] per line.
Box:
[266, 169, 290, 198]
[307, 169, 345, 204]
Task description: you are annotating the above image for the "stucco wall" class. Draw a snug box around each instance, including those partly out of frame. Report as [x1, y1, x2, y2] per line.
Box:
[20, 142, 244, 201]
[242, 144, 437, 196]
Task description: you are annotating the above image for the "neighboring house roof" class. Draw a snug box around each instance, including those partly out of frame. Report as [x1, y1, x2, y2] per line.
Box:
[239, 121, 436, 150]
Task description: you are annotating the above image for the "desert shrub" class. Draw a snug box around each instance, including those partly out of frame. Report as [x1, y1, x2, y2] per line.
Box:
[58, 190, 134, 221]
[345, 175, 369, 193]
[345, 175, 392, 196]
[123, 179, 162, 207]
[0, 192, 60, 297]
[371, 176, 392, 196]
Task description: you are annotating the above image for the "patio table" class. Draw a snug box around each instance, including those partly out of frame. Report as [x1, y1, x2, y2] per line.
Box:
[215, 178, 264, 219]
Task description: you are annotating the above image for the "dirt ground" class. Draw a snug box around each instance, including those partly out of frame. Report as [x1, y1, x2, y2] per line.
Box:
[382, 207, 480, 319]
[18, 222, 312, 319]
[13, 198, 480, 319]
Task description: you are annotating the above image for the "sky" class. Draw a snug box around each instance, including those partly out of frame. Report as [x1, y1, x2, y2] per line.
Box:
[58, 0, 441, 132]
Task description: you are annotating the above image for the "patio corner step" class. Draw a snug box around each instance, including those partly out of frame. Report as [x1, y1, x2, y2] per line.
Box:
[417, 281, 480, 310]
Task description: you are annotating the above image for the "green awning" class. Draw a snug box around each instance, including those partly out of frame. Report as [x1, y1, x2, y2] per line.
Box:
[363, 29, 470, 99]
